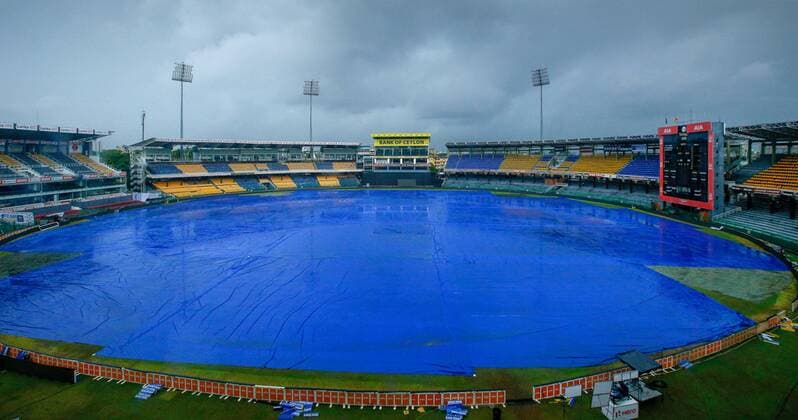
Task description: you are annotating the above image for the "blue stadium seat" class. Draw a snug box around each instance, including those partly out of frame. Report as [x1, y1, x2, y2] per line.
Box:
[203, 162, 232, 173]
[234, 177, 266, 192]
[147, 163, 182, 175]
[446, 155, 504, 171]
[291, 174, 320, 188]
[268, 162, 289, 171]
[617, 156, 659, 179]
[315, 161, 334, 170]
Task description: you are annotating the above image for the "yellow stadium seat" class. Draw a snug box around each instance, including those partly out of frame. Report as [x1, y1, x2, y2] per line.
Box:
[567, 155, 633, 175]
[316, 174, 340, 187]
[499, 155, 540, 172]
[70, 153, 116, 175]
[269, 175, 297, 189]
[229, 163, 257, 173]
[744, 156, 798, 192]
[176, 164, 208, 174]
[332, 161, 356, 171]
[286, 161, 316, 171]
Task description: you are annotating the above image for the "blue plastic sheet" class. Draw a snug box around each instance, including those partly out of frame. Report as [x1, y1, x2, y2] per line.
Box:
[0, 190, 786, 375]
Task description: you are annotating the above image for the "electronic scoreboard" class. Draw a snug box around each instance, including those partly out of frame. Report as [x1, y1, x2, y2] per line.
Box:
[658, 121, 724, 211]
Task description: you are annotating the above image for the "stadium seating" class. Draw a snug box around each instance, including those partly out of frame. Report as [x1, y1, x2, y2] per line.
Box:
[254, 163, 270, 171]
[554, 155, 580, 171]
[211, 177, 245, 193]
[332, 161, 356, 170]
[567, 155, 633, 174]
[315, 161, 334, 170]
[45, 153, 95, 174]
[31, 153, 64, 170]
[152, 180, 221, 198]
[268, 162, 290, 171]
[445, 155, 504, 171]
[12, 153, 61, 176]
[743, 155, 798, 191]
[291, 174, 321, 188]
[617, 156, 660, 178]
[316, 174, 341, 187]
[532, 155, 553, 170]
[147, 163, 182, 174]
[175, 163, 207, 174]
[269, 175, 296, 189]
[498, 154, 540, 172]
[338, 176, 360, 187]
[202, 162, 232, 173]
[286, 161, 316, 171]
[228, 163, 257, 173]
[234, 177, 267, 192]
[69, 153, 116, 175]
[718, 207, 798, 246]
[735, 156, 778, 183]
[0, 165, 18, 179]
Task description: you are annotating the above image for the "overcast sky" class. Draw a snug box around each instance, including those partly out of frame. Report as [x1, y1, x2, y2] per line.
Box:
[1, 0, 796, 147]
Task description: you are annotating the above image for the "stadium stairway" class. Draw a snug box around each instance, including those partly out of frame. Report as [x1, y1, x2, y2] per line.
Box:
[532, 155, 553, 171]
[553, 155, 579, 171]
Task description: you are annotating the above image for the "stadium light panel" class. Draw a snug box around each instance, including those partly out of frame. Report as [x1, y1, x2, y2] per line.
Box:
[303, 80, 320, 96]
[172, 63, 194, 83]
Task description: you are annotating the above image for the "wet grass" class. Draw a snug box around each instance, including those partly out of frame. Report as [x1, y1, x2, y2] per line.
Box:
[0, 251, 79, 278]
[3, 325, 797, 419]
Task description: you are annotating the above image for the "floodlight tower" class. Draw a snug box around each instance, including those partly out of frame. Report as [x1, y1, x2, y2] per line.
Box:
[141, 110, 146, 141]
[531, 67, 550, 141]
[303, 80, 320, 143]
[171, 62, 194, 139]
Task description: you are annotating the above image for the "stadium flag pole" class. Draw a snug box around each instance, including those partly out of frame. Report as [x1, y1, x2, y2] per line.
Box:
[141, 110, 146, 141]
[531, 67, 550, 141]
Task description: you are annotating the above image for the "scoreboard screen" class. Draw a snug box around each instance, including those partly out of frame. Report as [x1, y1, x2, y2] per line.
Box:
[659, 122, 720, 210]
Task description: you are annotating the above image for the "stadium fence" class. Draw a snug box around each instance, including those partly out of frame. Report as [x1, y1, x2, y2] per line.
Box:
[0, 342, 505, 408]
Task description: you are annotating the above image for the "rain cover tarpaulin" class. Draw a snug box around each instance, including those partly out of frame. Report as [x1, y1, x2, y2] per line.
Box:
[0, 190, 786, 375]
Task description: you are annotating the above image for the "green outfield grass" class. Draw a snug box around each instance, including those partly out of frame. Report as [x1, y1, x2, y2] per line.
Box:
[0, 251, 79, 278]
[3, 320, 797, 419]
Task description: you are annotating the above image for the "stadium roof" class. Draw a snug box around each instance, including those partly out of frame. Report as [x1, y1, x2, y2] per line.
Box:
[726, 120, 798, 142]
[130, 137, 361, 148]
[446, 134, 659, 148]
[446, 120, 798, 149]
[0, 122, 112, 142]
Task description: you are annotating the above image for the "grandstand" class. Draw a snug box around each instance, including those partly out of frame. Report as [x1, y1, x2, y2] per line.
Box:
[129, 137, 361, 197]
[0, 122, 125, 208]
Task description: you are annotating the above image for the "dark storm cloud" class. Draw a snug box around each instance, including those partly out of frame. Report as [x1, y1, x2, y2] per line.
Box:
[1, 0, 796, 147]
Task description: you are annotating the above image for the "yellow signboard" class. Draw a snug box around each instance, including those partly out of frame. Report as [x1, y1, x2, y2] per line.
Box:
[374, 138, 430, 147]
[371, 132, 431, 147]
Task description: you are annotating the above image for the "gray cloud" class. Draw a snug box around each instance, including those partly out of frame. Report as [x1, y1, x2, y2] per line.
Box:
[1, 0, 796, 147]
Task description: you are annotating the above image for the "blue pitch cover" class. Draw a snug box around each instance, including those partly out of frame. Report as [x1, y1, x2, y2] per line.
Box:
[0, 190, 786, 375]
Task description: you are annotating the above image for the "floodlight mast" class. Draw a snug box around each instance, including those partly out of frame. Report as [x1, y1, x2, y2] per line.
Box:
[171, 62, 194, 140]
[531, 67, 550, 141]
[303, 80, 319, 145]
